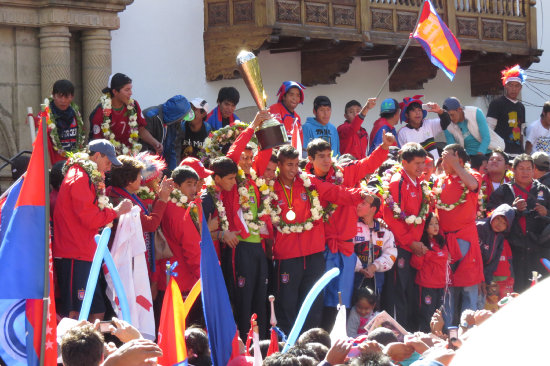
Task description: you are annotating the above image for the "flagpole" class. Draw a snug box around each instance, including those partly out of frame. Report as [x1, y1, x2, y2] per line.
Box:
[39, 101, 51, 366]
[374, 1, 425, 99]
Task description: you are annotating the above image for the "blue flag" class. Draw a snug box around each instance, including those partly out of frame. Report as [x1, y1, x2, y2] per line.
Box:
[200, 214, 239, 366]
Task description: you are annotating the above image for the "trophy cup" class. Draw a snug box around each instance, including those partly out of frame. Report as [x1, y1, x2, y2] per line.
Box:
[236, 50, 289, 150]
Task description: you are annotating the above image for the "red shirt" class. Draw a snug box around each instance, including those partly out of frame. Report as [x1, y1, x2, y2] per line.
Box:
[91, 100, 147, 147]
[493, 239, 512, 278]
[305, 145, 388, 255]
[160, 200, 202, 293]
[53, 165, 117, 261]
[269, 102, 302, 140]
[410, 239, 449, 288]
[512, 183, 531, 234]
[272, 175, 364, 260]
[437, 172, 481, 233]
[337, 114, 368, 160]
[382, 171, 426, 252]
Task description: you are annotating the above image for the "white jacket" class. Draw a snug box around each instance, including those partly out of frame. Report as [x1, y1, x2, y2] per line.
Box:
[353, 220, 397, 272]
[105, 206, 155, 340]
[446, 106, 505, 151]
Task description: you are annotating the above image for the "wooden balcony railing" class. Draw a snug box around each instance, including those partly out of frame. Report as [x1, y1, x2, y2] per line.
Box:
[204, 0, 540, 94]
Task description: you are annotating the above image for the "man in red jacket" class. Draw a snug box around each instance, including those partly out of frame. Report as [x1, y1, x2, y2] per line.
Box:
[269, 81, 306, 139]
[272, 145, 372, 334]
[381, 142, 429, 330]
[337, 98, 377, 160]
[436, 144, 484, 327]
[304, 134, 394, 328]
[53, 139, 132, 320]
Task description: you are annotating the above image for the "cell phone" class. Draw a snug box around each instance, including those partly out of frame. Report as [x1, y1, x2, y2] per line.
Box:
[447, 326, 458, 350]
[99, 320, 113, 333]
[422, 103, 432, 111]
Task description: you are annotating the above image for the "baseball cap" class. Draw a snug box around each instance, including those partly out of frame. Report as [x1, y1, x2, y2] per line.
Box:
[190, 97, 209, 113]
[88, 139, 122, 166]
[443, 97, 462, 111]
[179, 157, 213, 179]
[380, 98, 398, 114]
[533, 151, 550, 170]
[162, 95, 194, 123]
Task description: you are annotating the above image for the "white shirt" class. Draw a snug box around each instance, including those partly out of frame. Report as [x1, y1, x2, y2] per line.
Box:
[526, 118, 550, 154]
[397, 118, 442, 160]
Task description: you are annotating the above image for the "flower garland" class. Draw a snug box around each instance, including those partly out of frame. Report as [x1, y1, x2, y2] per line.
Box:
[236, 168, 275, 235]
[198, 122, 258, 161]
[205, 183, 229, 232]
[433, 164, 477, 212]
[270, 171, 324, 234]
[169, 189, 199, 227]
[322, 164, 344, 221]
[63, 152, 111, 210]
[45, 98, 86, 157]
[136, 186, 156, 201]
[100, 94, 142, 155]
[377, 165, 431, 226]
[476, 170, 514, 219]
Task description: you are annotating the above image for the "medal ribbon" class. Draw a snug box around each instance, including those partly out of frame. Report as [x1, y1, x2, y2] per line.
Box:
[278, 178, 294, 211]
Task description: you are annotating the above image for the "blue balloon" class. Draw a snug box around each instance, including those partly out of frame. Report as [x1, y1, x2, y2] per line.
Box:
[101, 239, 131, 323]
[541, 258, 550, 273]
[79, 229, 111, 321]
[282, 267, 340, 352]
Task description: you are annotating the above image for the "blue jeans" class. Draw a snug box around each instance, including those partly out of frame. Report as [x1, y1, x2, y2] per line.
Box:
[443, 284, 479, 327]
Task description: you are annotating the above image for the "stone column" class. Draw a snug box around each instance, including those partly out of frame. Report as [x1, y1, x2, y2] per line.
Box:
[81, 29, 112, 134]
[39, 25, 71, 100]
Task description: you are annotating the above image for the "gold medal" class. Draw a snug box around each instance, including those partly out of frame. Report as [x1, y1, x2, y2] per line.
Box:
[286, 209, 296, 221]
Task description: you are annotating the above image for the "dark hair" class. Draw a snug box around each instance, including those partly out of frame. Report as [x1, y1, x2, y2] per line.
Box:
[541, 101, 550, 117]
[470, 154, 489, 171]
[52, 79, 75, 97]
[269, 154, 278, 164]
[443, 144, 469, 164]
[102, 73, 132, 96]
[338, 153, 356, 166]
[50, 160, 66, 190]
[10, 154, 30, 180]
[245, 143, 255, 151]
[405, 101, 422, 115]
[376, 159, 398, 176]
[306, 138, 331, 159]
[217, 86, 240, 105]
[512, 153, 534, 169]
[400, 142, 427, 163]
[263, 352, 317, 366]
[297, 327, 331, 348]
[369, 195, 381, 214]
[277, 145, 300, 163]
[304, 342, 328, 362]
[110, 156, 144, 188]
[350, 351, 393, 366]
[367, 327, 398, 346]
[313, 96, 331, 111]
[209, 156, 238, 178]
[345, 100, 361, 114]
[61, 325, 104, 366]
[353, 286, 377, 307]
[421, 212, 445, 249]
[492, 149, 509, 164]
[299, 158, 308, 169]
[185, 327, 211, 364]
[286, 345, 318, 360]
[171, 166, 200, 185]
[250, 339, 271, 359]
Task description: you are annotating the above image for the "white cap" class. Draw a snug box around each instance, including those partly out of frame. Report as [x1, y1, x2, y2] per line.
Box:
[190, 98, 209, 113]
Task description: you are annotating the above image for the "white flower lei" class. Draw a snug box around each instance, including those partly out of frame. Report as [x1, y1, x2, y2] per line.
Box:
[270, 170, 324, 234]
[62, 152, 112, 210]
[322, 164, 344, 221]
[100, 94, 142, 155]
[136, 186, 155, 201]
[237, 168, 274, 235]
[378, 165, 431, 226]
[169, 188, 189, 207]
[206, 182, 229, 231]
[45, 97, 86, 157]
[434, 164, 476, 212]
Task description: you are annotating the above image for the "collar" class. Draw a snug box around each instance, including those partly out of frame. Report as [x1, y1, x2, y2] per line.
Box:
[402, 170, 419, 187]
[505, 96, 519, 104]
[405, 120, 424, 130]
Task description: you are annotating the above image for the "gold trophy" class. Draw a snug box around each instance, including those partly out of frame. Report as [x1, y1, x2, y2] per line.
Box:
[236, 50, 289, 150]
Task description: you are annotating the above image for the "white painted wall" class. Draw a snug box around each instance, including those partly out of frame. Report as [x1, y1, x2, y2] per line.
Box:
[112, 0, 545, 136]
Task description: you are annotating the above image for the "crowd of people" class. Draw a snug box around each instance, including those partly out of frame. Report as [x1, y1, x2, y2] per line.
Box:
[22, 63, 550, 365]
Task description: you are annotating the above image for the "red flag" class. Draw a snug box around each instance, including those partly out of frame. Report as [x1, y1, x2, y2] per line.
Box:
[412, 0, 461, 80]
[158, 278, 201, 366]
[267, 328, 279, 356]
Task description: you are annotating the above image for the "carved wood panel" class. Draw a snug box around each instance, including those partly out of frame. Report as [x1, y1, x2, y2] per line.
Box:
[234, 1, 254, 24]
[482, 19, 503, 40]
[397, 11, 417, 32]
[208, 2, 229, 26]
[333, 5, 355, 27]
[371, 8, 392, 31]
[507, 22, 527, 41]
[276, 0, 301, 23]
[457, 17, 478, 37]
[305, 2, 328, 24]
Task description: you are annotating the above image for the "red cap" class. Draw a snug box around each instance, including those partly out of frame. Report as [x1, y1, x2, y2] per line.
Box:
[179, 157, 213, 179]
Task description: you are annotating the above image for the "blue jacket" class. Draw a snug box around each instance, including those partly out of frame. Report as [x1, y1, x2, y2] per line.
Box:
[205, 106, 239, 131]
[302, 117, 340, 158]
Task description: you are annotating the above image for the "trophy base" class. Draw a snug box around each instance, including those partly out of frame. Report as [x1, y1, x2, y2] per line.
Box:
[255, 122, 289, 150]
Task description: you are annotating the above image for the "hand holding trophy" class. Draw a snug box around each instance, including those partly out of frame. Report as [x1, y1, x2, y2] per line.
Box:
[236, 50, 289, 150]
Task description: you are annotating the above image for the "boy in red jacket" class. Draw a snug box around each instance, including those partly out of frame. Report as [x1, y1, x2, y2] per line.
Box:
[381, 142, 430, 331]
[337, 98, 376, 160]
[436, 144, 484, 327]
[272, 145, 372, 334]
[303, 133, 393, 328]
